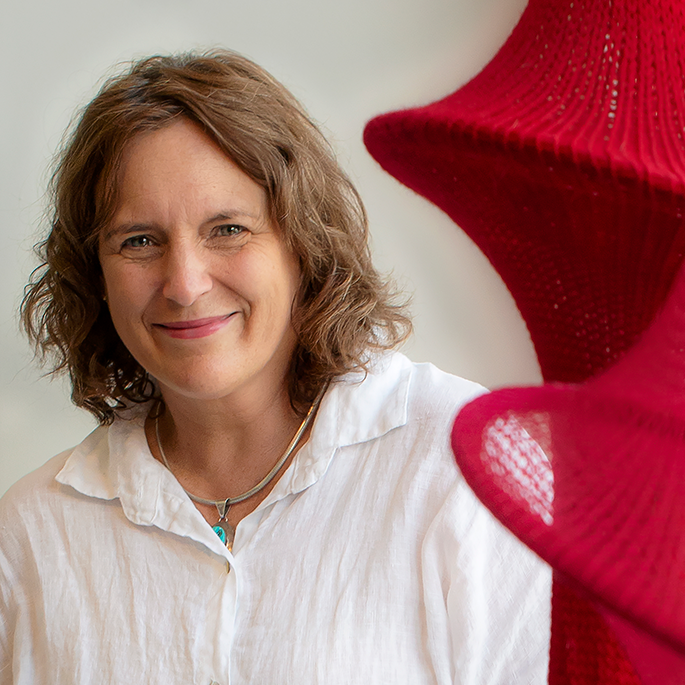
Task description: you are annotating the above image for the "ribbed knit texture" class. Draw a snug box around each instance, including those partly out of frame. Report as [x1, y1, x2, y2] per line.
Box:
[451, 260, 685, 684]
[548, 584, 645, 685]
[363, 0, 685, 683]
[365, 0, 685, 384]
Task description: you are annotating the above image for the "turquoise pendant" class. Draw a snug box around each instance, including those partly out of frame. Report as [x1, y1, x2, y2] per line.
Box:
[212, 524, 227, 544]
[212, 519, 235, 550]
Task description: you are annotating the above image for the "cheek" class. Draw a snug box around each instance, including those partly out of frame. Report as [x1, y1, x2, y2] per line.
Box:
[234, 248, 301, 311]
[100, 264, 149, 329]
[106, 298, 139, 348]
[270, 260, 301, 323]
[274, 247, 302, 302]
[100, 255, 123, 297]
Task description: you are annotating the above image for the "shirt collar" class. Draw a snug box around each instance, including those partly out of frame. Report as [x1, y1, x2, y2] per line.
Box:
[316, 351, 411, 448]
[264, 351, 412, 499]
[55, 352, 412, 534]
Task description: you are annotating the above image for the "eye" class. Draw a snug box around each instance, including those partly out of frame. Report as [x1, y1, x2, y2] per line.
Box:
[214, 224, 246, 237]
[121, 234, 155, 249]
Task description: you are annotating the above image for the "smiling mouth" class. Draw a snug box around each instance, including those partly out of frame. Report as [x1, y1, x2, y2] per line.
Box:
[153, 315, 235, 339]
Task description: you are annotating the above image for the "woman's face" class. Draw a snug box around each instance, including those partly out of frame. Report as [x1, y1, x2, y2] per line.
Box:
[99, 118, 301, 404]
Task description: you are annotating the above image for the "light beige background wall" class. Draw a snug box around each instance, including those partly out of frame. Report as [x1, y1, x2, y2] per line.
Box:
[0, 0, 540, 495]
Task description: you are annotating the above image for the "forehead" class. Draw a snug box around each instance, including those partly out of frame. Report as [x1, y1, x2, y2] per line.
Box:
[110, 118, 269, 225]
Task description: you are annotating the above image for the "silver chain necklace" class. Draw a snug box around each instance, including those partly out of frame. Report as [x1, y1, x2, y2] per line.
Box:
[154, 388, 325, 550]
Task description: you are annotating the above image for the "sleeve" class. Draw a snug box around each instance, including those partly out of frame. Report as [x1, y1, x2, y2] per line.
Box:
[0, 508, 18, 685]
[0, 481, 47, 685]
[421, 476, 552, 685]
[0, 584, 12, 685]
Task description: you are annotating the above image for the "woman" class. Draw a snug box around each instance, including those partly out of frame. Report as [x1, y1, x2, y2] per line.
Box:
[1, 50, 550, 684]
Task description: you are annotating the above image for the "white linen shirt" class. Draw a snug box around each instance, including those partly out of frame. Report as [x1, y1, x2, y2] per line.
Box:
[0, 352, 551, 684]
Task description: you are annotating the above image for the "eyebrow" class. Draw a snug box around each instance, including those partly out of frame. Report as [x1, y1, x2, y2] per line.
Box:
[101, 209, 261, 243]
[204, 210, 260, 225]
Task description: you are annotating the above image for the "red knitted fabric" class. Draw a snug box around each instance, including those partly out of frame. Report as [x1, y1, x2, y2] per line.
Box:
[364, 0, 685, 384]
[363, 0, 685, 683]
[451, 258, 685, 683]
[549, 583, 643, 685]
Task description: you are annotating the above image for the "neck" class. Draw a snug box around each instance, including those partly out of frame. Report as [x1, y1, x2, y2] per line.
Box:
[148, 381, 305, 502]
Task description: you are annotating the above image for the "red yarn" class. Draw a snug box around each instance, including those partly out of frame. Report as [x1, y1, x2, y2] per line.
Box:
[364, 0, 685, 384]
[451, 259, 685, 682]
[549, 582, 641, 685]
[363, 0, 685, 682]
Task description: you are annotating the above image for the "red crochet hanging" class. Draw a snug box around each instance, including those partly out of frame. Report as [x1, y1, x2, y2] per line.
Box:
[364, 0, 685, 683]
[451, 258, 685, 684]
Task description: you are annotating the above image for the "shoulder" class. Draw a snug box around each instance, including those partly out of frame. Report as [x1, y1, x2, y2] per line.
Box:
[328, 352, 487, 495]
[0, 423, 121, 619]
[0, 448, 75, 518]
[324, 351, 486, 452]
[0, 446, 78, 609]
[0, 424, 111, 543]
[401, 355, 486, 417]
[371, 351, 487, 434]
[361, 351, 485, 404]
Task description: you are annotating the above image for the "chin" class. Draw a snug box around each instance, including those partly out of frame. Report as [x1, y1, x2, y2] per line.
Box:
[148, 348, 294, 404]
[155, 365, 268, 403]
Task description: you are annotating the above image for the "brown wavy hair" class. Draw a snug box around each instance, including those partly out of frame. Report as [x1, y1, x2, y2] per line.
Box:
[21, 49, 411, 423]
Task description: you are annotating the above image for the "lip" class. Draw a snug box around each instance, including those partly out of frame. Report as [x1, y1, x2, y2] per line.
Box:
[153, 314, 235, 339]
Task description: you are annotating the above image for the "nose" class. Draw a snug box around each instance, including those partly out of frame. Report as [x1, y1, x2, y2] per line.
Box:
[161, 239, 213, 307]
